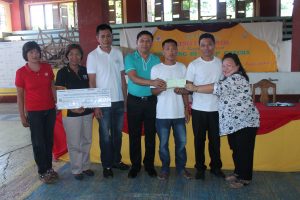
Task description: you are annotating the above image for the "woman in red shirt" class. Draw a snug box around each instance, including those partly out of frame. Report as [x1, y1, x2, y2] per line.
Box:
[15, 41, 58, 184]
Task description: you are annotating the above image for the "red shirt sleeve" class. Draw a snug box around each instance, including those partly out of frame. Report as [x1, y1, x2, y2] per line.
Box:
[15, 68, 25, 88]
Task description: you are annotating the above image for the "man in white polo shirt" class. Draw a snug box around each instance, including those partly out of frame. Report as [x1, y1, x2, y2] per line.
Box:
[186, 33, 225, 180]
[87, 24, 129, 178]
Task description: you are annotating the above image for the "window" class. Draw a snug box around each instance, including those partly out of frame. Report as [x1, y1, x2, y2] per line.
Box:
[0, 5, 6, 31]
[245, 0, 254, 17]
[238, 0, 254, 18]
[60, 3, 76, 28]
[147, 0, 257, 22]
[109, 0, 123, 24]
[147, 0, 155, 22]
[45, 4, 55, 29]
[29, 2, 77, 30]
[189, 0, 199, 20]
[225, 0, 235, 19]
[164, 0, 172, 21]
[281, 0, 293, 16]
[30, 5, 45, 30]
[200, 0, 217, 19]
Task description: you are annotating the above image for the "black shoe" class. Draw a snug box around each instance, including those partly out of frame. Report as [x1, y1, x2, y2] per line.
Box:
[195, 170, 205, 180]
[112, 162, 130, 170]
[47, 169, 59, 180]
[74, 173, 84, 180]
[128, 168, 139, 178]
[39, 173, 56, 184]
[210, 169, 225, 178]
[103, 168, 113, 178]
[145, 168, 157, 177]
[83, 169, 95, 177]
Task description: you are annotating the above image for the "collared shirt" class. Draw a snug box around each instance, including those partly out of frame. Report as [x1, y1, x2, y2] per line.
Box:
[15, 62, 55, 111]
[213, 74, 260, 136]
[55, 65, 89, 89]
[55, 64, 93, 117]
[87, 46, 124, 102]
[125, 50, 160, 97]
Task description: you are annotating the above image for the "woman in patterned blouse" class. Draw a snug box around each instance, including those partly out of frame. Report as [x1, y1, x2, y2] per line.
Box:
[185, 53, 259, 189]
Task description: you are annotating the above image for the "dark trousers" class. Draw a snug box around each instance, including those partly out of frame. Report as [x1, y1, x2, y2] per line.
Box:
[127, 94, 157, 171]
[227, 127, 257, 181]
[191, 109, 222, 171]
[27, 108, 56, 175]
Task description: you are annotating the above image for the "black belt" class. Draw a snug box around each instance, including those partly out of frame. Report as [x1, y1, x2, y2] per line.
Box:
[128, 93, 156, 101]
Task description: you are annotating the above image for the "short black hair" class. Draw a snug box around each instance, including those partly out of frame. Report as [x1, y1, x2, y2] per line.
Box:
[96, 24, 112, 35]
[162, 39, 177, 48]
[199, 33, 215, 45]
[65, 43, 84, 60]
[22, 41, 41, 61]
[136, 30, 153, 41]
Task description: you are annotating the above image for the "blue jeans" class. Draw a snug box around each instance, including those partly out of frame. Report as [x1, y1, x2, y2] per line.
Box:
[156, 118, 187, 174]
[98, 101, 124, 168]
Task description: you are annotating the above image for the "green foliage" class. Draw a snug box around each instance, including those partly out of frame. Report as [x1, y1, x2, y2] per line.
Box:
[182, 0, 190, 10]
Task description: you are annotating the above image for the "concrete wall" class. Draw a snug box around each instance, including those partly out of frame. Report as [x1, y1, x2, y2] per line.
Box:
[292, 0, 300, 71]
[249, 72, 300, 94]
[0, 0, 12, 32]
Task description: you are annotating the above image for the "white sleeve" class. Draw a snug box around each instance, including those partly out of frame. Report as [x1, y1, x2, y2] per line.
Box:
[150, 66, 159, 88]
[185, 63, 194, 82]
[118, 50, 125, 72]
[86, 53, 96, 74]
[181, 64, 187, 78]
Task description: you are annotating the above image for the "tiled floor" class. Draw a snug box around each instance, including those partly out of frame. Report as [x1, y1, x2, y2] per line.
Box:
[1, 103, 300, 200]
[26, 163, 300, 200]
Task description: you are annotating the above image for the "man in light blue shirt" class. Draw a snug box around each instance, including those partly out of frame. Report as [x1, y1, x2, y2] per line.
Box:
[125, 30, 166, 178]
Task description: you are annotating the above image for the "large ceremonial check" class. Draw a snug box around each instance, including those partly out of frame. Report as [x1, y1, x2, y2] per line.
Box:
[56, 88, 111, 109]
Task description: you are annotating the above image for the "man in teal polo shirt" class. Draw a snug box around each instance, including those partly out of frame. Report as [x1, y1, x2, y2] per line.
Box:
[125, 30, 166, 178]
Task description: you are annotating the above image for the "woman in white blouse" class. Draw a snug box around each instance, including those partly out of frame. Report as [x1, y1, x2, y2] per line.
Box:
[186, 53, 259, 189]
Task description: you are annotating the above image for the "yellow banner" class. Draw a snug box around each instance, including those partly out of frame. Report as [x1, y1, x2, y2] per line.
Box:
[152, 24, 277, 72]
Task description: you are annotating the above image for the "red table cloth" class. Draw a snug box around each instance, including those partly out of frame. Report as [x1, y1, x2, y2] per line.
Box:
[52, 103, 300, 158]
[52, 111, 67, 160]
[256, 103, 300, 134]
